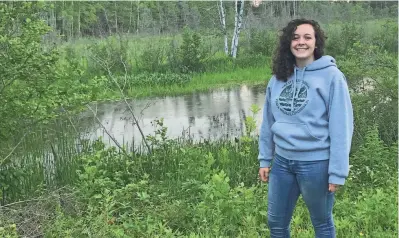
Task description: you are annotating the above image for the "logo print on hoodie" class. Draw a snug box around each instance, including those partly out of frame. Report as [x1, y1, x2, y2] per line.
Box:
[276, 80, 309, 116]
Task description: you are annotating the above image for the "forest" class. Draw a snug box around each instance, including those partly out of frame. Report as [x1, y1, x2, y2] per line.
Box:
[0, 1, 397, 237]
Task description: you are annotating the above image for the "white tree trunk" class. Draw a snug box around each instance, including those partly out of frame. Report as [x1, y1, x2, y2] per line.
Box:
[231, 0, 244, 58]
[218, 0, 229, 55]
[231, 0, 238, 55]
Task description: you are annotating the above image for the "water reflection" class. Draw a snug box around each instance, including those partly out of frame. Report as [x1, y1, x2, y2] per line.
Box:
[78, 84, 267, 149]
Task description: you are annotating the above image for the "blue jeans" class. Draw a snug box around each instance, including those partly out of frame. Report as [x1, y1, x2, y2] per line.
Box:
[267, 154, 335, 238]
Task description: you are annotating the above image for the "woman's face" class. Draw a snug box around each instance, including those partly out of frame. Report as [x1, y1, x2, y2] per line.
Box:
[290, 24, 316, 63]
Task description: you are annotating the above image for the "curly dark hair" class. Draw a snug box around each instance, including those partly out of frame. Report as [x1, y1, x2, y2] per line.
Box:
[272, 19, 326, 81]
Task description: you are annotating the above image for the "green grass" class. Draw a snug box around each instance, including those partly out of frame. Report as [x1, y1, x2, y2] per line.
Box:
[57, 18, 396, 104]
[98, 66, 272, 100]
[25, 127, 399, 237]
[1, 110, 397, 237]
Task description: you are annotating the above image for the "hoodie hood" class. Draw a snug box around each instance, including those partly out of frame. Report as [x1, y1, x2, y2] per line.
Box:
[305, 55, 337, 71]
[290, 55, 337, 111]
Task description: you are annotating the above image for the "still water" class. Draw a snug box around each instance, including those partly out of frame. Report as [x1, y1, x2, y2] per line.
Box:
[78, 84, 267, 149]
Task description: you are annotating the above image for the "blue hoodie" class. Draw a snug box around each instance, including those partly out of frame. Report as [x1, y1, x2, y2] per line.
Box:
[258, 55, 354, 185]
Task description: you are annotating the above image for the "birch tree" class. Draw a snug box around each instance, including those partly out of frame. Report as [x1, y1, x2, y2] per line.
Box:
[230, 0, 244, 58]
[217, 0, 245, 58]
[217, 0, 228, 55]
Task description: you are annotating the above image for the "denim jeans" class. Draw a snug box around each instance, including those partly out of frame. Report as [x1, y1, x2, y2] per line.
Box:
[267, 154, 336, 238]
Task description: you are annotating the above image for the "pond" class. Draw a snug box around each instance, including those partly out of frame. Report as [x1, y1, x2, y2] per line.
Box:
[78, 84, 267, 150]
[3, 84, 268, 202]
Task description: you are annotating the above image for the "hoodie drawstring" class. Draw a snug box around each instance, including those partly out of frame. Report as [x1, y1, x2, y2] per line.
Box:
[291, 69, 297, 112]
[291, 67, 306, 112]
[296, 68, 305, 98]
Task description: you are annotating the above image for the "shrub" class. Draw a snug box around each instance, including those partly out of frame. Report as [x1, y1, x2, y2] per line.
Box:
[337, 42, 397, 148]
[86, 36, 131, 75]
[137, 45, 166, 73]
[347, 126, 398, 190]
[248, 29, 278, 57]
[325, 22, 365, 58]
[370, 19, 398, 54]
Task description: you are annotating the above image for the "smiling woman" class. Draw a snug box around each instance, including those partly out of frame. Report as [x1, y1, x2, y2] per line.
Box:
[258, 19, 353, 238]
[290, 24, 317, 68]
[272, 19, 326, 81]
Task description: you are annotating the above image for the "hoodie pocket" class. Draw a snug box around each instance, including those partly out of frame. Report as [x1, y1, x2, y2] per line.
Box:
[271, 122, 322, 150]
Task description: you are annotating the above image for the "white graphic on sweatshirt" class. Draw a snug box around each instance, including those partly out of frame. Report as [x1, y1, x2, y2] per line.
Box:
[276, 80, 309, 116]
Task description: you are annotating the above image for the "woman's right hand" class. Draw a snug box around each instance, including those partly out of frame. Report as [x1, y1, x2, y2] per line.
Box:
[259, 167, 271, 182]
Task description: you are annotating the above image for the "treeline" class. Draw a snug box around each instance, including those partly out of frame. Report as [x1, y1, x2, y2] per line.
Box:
[38, 1, 398, 40]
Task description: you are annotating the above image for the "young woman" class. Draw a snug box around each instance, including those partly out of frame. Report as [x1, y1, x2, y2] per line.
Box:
[258, 19, 353, 238]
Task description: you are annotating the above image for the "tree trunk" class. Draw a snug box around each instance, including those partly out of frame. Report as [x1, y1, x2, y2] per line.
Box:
[71, 1, 74, 39]
[177, 1, 184, 29]
[231, 0, 245, 58]
[157, 1, 163, 34]
[136, 1, 140, 33]
[114, 1, 118, 33]
[48, 5, 56, 43]
[293, 0, 296, 18]
[129, 1, 133, 33]
[218, 0, 229, 55]
[50, 5, 56, 30]
[78, 2, 81, 37]
[270, 2, 273, 17]
[103, 7, 112, 35]
[62, 1, 65, 38]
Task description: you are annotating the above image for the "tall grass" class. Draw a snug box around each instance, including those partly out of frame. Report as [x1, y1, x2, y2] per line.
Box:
[1, 108, 397, 237]
[60, 18, 396, 71]
[98, 66, 272, 100]
[34, 126, 398, 237]
[1, 121, 88, 204]
[55, 18, 397, 103]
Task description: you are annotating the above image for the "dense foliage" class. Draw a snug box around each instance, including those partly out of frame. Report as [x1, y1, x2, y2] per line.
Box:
[0, 1, 397, 237]
[2, 124, 396, 237]
[0, 2, 103, 155]
[38, 1, 398, 39]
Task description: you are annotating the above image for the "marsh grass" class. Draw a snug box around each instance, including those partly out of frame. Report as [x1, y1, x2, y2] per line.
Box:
[54, 18, 397, 104]
[2, 117, 397, 237]
[1, 122, 88, 204]
[34, 127, 398, 237]
[95, 66, 272, 100]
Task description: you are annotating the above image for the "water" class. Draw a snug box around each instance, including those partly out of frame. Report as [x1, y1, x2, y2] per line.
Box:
[3, 84, 268, 203]
[77, 84, 267, 150]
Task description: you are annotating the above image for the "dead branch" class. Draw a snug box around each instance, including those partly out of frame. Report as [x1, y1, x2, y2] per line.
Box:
[88, 48, 152, 155]
[86, 104, 133, 159]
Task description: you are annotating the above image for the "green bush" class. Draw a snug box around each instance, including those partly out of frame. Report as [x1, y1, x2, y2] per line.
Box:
[137, 45, 167, 73]
[202, 51, 234, 72]
[42, 130, 397, 237]
[0, 224, 18, 238]
[370, 19, 398, 54]
[325, 22, 365, 58]
[337, 42, 397, 149]
[248, 29, 278, 57]
[346, 126, 398, 190]
[178, 28, 206, 73]
[233, 54, 271, 69]
[86, 36, 131, 75]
